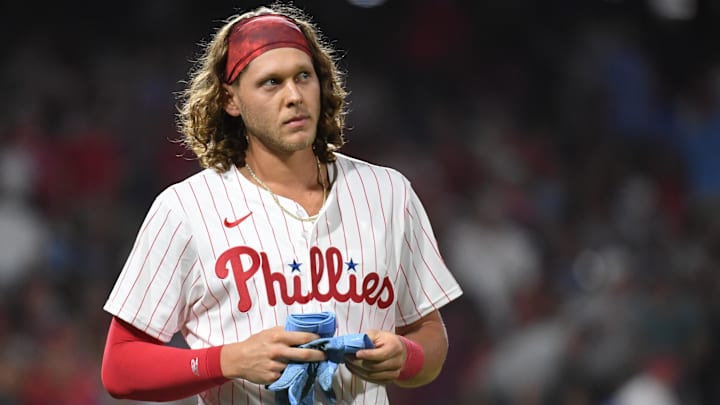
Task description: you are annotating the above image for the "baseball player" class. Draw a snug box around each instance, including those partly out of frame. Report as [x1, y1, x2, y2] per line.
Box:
[101, 3, 462, 404]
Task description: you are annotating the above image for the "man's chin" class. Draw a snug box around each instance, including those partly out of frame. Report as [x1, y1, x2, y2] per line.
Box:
[276, 139, 316, 155]
[283, 131, 316, 150]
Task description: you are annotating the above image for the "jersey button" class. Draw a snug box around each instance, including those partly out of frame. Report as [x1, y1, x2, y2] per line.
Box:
[301, 230, 309, 239]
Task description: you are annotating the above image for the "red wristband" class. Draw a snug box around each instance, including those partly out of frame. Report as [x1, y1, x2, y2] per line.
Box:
[397, 336, 424, 381]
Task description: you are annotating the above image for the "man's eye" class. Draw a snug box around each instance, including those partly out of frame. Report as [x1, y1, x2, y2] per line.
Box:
[298, 72, 311, 80]
[263, 78, 279, 86]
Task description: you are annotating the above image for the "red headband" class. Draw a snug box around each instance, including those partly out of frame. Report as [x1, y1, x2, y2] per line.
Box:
[224, 14, 312, 84]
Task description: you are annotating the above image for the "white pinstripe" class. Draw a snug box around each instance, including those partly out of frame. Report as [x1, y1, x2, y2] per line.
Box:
[104, 153, 462, 404]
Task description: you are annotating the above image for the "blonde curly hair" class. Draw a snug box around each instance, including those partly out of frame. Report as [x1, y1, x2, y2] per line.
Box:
[176, 2, 347, 173]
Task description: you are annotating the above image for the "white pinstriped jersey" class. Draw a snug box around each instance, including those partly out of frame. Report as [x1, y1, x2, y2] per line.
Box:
[104, 153, 462, 405]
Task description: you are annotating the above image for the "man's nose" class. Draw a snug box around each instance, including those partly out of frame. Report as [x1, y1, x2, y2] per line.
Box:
[285, 82, 303, 105]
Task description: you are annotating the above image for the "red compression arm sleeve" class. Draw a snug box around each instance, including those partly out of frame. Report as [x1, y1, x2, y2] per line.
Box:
[101, 317, 229, 401]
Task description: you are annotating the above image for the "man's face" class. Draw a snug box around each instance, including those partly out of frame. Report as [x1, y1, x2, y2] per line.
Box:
[225, 47, 321, 155]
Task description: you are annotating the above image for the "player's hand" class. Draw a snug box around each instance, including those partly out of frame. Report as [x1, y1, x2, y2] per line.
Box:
[345, 329, 406, 384]
[219, 326, 326, 384]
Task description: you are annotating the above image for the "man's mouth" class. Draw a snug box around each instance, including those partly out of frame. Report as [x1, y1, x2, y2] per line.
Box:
[284, 115, 309, 126]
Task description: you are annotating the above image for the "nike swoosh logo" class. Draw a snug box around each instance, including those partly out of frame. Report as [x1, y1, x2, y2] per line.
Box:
[223, 212, 252, 228]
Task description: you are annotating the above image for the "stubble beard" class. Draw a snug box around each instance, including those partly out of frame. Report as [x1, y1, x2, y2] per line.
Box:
[239, 101, 318, 155]
[249, 127, 316, 156]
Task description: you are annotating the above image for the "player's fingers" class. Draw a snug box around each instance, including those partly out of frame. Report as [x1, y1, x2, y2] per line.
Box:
[280, 331, 321, 346]
[281, 346, 326, 363]
[355, 339, 403, 362]
[356, 331, 403, 359]
[345, 361, 400, 384]
[254, 361, 288, 385]
[364, 329, 381, 341]
[354, 346, 389, 361]
[348, 356, 401, 372]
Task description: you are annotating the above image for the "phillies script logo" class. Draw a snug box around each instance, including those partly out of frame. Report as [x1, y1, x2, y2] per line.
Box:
[215, 246, 394, 312]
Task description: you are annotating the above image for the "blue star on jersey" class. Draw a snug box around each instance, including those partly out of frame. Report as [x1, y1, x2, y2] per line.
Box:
[345, 259, 359, 272]
[289, 259, 302, 273]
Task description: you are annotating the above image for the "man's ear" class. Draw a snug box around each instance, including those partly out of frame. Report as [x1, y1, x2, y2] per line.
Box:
[222, 83, 242, 117]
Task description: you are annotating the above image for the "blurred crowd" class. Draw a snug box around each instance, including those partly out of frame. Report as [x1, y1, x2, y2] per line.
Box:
[1, 1, 719, 404]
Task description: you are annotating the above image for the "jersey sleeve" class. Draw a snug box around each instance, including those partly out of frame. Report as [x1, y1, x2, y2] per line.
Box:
[394, 180, 463, 327]
[104, 188, 197, 342]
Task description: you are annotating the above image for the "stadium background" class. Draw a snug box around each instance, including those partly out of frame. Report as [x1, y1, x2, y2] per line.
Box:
[1, 0, 719, 403]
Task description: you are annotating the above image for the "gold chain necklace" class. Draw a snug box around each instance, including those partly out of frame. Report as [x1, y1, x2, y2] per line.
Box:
[245, 157, 327, 222]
